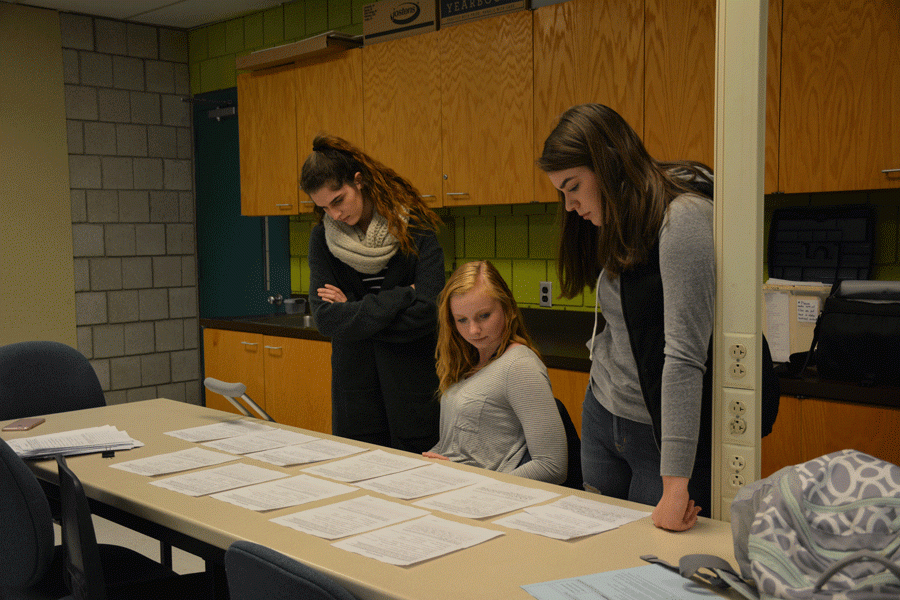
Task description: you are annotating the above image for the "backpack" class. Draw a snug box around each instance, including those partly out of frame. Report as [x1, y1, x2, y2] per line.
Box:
[680, 450, 900, 599]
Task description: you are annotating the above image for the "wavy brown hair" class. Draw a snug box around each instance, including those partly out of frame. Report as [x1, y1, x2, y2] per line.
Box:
[537, 104, 712, 297]
[300, 134, 442, 255]
[435, 261, 541, 393]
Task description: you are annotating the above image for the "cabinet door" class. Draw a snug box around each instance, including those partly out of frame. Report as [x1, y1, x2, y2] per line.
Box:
[263, 335, 332, 434]
[801, 397, 900, 468]
[780, 0, 900, 192]
[203, 329, 266, 414]
[440, 11, 533, 206]
[363, 32, 443, 207]
[295, 49, 365, 213]
[237, 65, 300, 216]
[644, 0, 715, 167]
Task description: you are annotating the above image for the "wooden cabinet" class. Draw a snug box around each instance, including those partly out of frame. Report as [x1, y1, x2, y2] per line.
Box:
[761, 394, 900, 477]
[779, 0, 900, 193]
[203, 328, 332, 434]
[203, 329, 266, 414]
[237, 50, 364, 216]
[295, 49, 365, 214]
[362, 32, 443, 207]
[440, 10, 534, 206]
[237, 65, 300, 216]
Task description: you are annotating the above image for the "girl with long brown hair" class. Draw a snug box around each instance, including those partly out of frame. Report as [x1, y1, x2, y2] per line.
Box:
[301, 134, 444, 453]
[538, 104, 715, 531]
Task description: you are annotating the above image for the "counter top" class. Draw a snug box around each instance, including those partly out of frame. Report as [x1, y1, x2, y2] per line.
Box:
[200, 309, 898, 409]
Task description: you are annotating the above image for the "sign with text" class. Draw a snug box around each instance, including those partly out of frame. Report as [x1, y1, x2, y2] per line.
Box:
[439, 0, 526, 27]
[364, 0, 438, 45]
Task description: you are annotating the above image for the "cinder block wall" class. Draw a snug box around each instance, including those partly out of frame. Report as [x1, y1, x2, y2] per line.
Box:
[61, 13, 200, 405]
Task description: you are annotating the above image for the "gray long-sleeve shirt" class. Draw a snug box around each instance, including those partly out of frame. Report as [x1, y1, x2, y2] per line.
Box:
[588, 193, 715, 478]
[429, 345, 567, 484]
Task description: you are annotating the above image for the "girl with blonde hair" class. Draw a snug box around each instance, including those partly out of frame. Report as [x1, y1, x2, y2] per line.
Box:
[424, 261, 567, 484]
[301, 134, 444, 453]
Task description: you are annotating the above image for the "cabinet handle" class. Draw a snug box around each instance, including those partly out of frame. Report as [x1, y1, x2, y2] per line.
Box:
[240, 342, 258, 346]
[420, 195, 435, 198]
[299, 199, 314, 204]
[274, 203, 293, 208]
[446, 192, 469, 196]
[882, 168, 900, 174]
[264, 345, 283, 350]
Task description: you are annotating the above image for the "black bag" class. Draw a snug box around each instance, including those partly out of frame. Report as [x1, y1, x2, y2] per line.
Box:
[790, 280, 900, 387]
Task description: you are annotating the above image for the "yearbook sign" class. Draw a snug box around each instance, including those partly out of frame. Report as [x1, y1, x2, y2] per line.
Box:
[439, 0, 526, 27]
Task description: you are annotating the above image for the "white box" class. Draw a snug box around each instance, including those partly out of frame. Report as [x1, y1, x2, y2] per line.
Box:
[363, 0, 437, 45]
[762, 283, 831, 363]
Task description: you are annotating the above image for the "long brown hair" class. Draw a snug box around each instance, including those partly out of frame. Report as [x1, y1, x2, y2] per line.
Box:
[537, 104, 712, 297]
[435, 261, 541, 393]
[300, 134, 442, 255]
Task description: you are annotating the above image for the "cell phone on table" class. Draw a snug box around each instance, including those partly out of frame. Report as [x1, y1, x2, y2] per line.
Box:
[2, 417, 46, 431]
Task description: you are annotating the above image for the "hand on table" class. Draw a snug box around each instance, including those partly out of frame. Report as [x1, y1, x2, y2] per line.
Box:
[651, 476, 701, 531]
[422, 451, 449, 460]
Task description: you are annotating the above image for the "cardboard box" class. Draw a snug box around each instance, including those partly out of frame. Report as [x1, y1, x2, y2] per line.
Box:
[439, 0, 526, 28]
[364, 0, 438, 45]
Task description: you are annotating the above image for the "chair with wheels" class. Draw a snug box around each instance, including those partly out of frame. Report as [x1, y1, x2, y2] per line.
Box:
[225, 540, 358, 600]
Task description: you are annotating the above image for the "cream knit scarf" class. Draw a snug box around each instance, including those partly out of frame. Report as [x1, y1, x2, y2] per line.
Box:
[323, 210, 399, 274]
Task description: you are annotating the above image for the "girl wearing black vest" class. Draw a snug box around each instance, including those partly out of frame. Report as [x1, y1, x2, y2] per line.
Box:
[538, 104, 714, 531]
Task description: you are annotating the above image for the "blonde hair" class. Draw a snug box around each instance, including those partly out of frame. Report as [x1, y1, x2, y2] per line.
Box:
[435, 261, 540, 393]
[300, 134, 442, 255]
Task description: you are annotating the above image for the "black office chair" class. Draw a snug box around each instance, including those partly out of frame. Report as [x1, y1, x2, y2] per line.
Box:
[555, 399, 584, 490]
[225, 540, 358, 600]
[0, 341, 106, 421]
[55, 454, 213, 600]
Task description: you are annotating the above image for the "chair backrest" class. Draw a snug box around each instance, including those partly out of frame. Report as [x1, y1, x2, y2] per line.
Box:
[55, 455, 107, 600]
[555, 399, 583, 490]
[225, 541, 358, 600]
[0, 437, 56, 591]
[0, 341, 105, 421]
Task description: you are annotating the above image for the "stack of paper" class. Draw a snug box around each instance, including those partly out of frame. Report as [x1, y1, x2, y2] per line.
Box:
[7, 425, 142, 459]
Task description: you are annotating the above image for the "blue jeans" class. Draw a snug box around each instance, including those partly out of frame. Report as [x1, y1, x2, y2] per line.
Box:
[580, 386, 710, 514]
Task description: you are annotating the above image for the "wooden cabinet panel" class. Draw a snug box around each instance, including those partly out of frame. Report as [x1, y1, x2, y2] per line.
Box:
[644, 0, 716, 167]
[202, 329, 266, 414]
[547, 367, 590, 436]
[440, 11, 533, 206]
[761, 394, 900, 477]
[780, 0, 900, 192]
[362, 32, 443, 207]
[295, 49, 365, 213]
[764, 0, 782, 194]
[237, 65, 299, 216]
[263, 336, 332, 434]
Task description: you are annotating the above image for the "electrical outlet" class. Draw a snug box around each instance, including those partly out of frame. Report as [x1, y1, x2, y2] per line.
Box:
[729, 416, 747, 435]
[539, 281, 552, 307]
[723, 443, 756, 492]
[723, 333, 754, 389]
[729, 454, 745, 471]
[723, 388, 757, 444]
[729, 399, 747, 416]
[730, 473, 746, 488]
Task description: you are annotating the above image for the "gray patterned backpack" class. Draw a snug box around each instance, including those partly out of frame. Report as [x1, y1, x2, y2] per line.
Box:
[679, 450, 900, 599]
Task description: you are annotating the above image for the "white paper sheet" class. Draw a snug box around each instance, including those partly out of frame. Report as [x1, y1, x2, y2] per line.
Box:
[355, 463, 489, 499]
[332, 514, 504, 566]
[796, 297, 821, 323]
[413, 480, 560, 518]
[165, 419, 277, 442]
[111, 447, 238, 476]
[542, 495, 650, 526]
[493, 504, 617, 540]
[7, 425, 142, 458]
[271, 495, 429, 539]
[201, 429, 318, 454]
[764, 291, 791, 362]
[523, 564, 729, 600]
[211, 474, 356, 511]
[302, 449, 427, 482]
[246, 438, 366, 466]
[150, 462, 287, 496]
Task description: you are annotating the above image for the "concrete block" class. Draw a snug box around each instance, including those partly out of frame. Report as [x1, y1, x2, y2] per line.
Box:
[121, 257, 153, 289]
[73, 259, 90, 292]
[62, 49, 80, 84]
[96, 19, 127, 55]
[108, 289, 140, 323]
[166, 223, 195, 255]
[134, 158, 163, 189]
[146, 60, 175, 94]
[161, 94, 189, 127]
[90, 257, 123, 291]
[150, 190, 180, 222]
[110, 355, 142, 389]
[163, 158, 192, 190]
[130, 91, 161, 125]
[159, 28, 188, 63]
[72, 224, 105, 257]
[169, 287, 197, 319]
[141, 352, 171, 386]
[152, 255, 183, 287]
[147, 125, 176, 158]
[155, 319, 184, 352]
[59, 12, 93, 51]
[93, 323, 125, 357]
[80, 52, 113, 87]
[65, 85, 99, 121]
[124, 321, 155, 354]
[97, 88, 131, 123]
[138, 288, 169, 320]
[84, 121, 117, 155]
[85, 190, 119, 222]
[70, 189, 87, 222]
[118, 190, 150, 222]
[135, 224, 166, 255]
[170, 349, 199, 382]
[113, 55, 145, 91]
[116, 124, 148, 157]
[101, 156, 134, 190]
[127, 22, 158, 60]
[67, 120, 84, 155]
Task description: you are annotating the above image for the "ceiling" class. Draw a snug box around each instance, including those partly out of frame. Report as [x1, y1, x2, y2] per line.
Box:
[8, 0, 286, 29]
